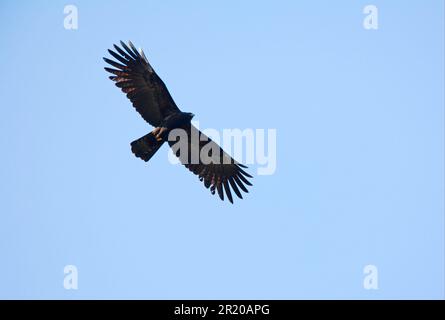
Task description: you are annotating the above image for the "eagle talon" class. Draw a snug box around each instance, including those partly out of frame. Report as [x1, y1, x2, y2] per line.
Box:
[152, 127, 167, 141]
[152, 127, 161, 135]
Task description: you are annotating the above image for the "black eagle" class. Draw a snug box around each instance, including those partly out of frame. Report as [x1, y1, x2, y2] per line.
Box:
[104, 41, 252, 203]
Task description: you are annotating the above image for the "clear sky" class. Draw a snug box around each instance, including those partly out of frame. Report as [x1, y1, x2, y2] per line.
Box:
[0, 0, 443, 299]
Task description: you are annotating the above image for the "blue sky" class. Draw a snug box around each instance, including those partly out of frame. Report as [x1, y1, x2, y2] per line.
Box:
[0, 0, 443, 299]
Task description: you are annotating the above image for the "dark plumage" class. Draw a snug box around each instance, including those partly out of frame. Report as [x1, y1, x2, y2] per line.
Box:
[104, 41, 252, 203]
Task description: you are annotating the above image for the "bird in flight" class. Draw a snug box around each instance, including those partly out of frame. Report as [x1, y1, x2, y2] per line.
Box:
[103, 41, 252, 203]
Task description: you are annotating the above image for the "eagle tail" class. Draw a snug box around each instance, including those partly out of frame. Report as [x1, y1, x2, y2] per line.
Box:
[130, 132, 164, 162]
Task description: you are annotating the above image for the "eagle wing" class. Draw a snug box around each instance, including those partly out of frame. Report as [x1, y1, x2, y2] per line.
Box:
[169, 124, 253, 203]
[104, 41, 180, 127]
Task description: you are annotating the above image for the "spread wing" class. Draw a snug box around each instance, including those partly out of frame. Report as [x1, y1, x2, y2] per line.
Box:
[104, 41, 180, 127]
[169, 124, 253, 203]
